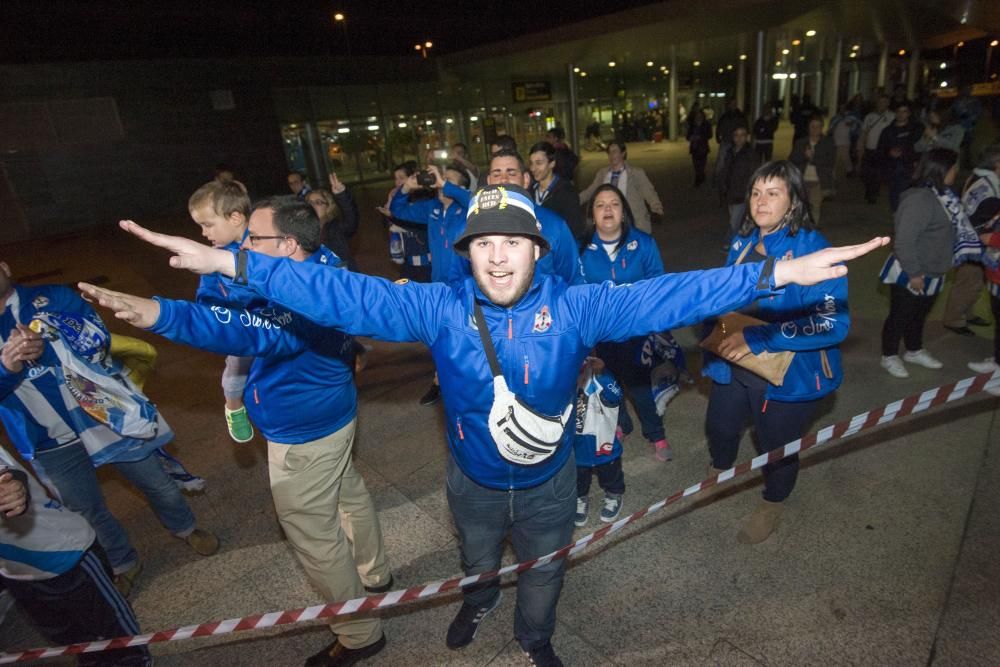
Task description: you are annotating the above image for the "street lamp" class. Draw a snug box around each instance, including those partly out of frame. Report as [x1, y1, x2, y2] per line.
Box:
[415, 41, 433, 58]
[332, 11, 351, 57]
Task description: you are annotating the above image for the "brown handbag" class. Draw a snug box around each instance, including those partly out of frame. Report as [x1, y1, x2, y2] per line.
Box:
[699, 241, 795, 386]
[699, 312, 795, 385]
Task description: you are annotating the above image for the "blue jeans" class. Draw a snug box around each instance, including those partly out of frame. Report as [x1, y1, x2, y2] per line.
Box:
[446, 452, 576, 651]
[33, 441, 196, 574]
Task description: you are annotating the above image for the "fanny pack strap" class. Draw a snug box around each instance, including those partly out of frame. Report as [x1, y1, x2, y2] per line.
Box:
[473, 301, 504, 379]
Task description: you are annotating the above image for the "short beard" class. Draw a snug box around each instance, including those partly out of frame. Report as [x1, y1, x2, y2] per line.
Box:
[474, 259, 536, 308]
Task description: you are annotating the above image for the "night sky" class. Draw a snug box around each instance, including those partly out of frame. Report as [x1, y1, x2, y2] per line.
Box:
[1, 0, 660, 63]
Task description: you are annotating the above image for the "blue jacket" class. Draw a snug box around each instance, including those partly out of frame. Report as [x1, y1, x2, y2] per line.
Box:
[390, 186, 467, 283]
[445, 184, 584, 286]
[224, 251, 779, 489]
[151, 247, 357, 444]
[702, 226, 848, 402]
[0, 285, 173, 463]
[580, 227, 664, 284]
[573, 369, 624, 468]
[195, 235, 266, 308]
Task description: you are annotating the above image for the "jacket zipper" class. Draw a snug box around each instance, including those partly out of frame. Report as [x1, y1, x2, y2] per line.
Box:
[523, 355, 529, 385]
[456, 417, 464, 440]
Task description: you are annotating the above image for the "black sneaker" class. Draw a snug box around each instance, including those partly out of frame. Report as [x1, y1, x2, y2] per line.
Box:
[364, 573, 394, 594]
[419, 383, 441, 406]
[445, 591, 502, 650]
[524, 641, 564, 667]
[304, 634, 386, 667]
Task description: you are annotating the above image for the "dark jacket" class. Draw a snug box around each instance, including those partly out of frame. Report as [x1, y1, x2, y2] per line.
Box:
[789, 136, 836, 191]
[535, 176, 585, 241]
[687, 121, 712, 156]
[721, 144, 758, 204]
[877, 122, 924, 168]
[321, 189, 360, 271]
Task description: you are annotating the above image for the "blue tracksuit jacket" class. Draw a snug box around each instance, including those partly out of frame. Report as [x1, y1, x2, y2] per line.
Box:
[151, 247, 356, 443]
[213, 250, 780, 489]
[702, 225, 848, 401]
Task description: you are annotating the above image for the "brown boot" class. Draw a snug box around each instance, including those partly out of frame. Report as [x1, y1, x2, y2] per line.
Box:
[737, 500, 783, 544]
[699, 465, 729, 500]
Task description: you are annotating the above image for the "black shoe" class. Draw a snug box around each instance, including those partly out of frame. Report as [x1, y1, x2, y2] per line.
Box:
[967, 316, 991, 327]
[445, 592, 502, 650]
[944, 325, 975, 337]
[419, 384, 440, 406]
[304, 634, 385, 667]
[364, 574, 393, 594]
[524, 641, 564, 667]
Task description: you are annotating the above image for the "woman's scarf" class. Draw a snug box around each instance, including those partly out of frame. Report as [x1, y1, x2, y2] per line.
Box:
[935, 186, 981, 265]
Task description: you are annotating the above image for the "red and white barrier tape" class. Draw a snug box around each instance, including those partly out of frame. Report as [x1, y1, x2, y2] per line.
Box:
[4, 370, 997, 664]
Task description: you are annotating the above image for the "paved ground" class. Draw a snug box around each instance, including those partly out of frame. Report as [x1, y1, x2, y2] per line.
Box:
[1, 127, 998, 666]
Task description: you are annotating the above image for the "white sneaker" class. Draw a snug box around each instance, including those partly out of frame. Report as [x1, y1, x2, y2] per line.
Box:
[881, 355, 909, 378]
[902, 349, 943, 370]
[968, 358, 1000, 374]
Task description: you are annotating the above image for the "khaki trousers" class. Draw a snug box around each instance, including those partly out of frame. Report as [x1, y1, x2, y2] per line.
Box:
[943, 263, 986, 327]
[268, 419, 388, 648]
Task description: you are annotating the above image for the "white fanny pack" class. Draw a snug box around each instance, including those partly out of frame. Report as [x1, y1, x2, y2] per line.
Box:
[474, 302, 572, 466]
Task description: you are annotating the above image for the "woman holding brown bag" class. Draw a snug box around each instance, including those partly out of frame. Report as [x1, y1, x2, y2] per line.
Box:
[701, 161, 850, 544]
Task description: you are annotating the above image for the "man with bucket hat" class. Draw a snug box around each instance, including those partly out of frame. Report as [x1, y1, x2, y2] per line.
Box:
[80, 184, 888, 667]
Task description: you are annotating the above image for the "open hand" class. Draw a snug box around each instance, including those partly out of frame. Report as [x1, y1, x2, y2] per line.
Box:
[329, 172, 346, 194]
[119, 220, 235, 276]
[78, 283, 161, 329]
[772, 237, 890, 288]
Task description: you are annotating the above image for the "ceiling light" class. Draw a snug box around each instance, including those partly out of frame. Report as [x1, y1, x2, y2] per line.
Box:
[792, 39, 801, 46]
[646, 61, 654, 67]
[608, 61, 616, 67]
[898, 49, 906, 56]
[693, 60, 700, 66]
[573, 66, 580, 73]
[739, 54, 748, 60]
[805, 30, 816, 37]
[782, 48, 790, 54]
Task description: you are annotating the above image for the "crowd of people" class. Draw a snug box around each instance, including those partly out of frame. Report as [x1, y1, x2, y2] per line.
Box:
[0, 83, 996, 667]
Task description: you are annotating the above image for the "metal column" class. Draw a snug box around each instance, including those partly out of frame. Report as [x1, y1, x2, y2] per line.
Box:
[827, 36, 843, 111]
[815, 37, 826, 108]
[669, 45, 679, 141]
[736, 34, 747, 111]
[567, 63, 580, 151]
[906, 49, 920, 100]
[752, 30, 766, 122]
[877, 43, 889, 91]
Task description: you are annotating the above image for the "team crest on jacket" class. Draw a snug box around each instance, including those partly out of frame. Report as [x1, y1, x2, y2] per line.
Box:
[532, 305, 552, 333]
[32, 296, 49, 309]
[626, 240, 638, 251]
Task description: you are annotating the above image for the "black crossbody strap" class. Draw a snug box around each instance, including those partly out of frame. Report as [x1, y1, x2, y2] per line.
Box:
[472, 301, 503, 379]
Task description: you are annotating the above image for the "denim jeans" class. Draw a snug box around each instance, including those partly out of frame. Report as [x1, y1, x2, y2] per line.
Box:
[33, 441, 196, 574]
[446, 452, 576, 651]
[576, 456, 625, 497]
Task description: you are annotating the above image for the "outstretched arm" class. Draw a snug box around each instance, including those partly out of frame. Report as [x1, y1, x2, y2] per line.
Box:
[771, 237, 889, 288]
[78, 283, 161, 328]
[119, 220, 236, 276]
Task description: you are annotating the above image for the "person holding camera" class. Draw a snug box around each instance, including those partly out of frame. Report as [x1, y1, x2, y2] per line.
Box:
[390, 163, 472, 405]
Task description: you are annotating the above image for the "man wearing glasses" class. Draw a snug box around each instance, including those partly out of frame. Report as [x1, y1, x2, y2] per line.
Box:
[154, 195, 392, 666]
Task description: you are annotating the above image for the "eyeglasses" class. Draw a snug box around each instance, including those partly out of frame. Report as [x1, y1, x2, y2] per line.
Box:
[247, 234, 289, 247]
